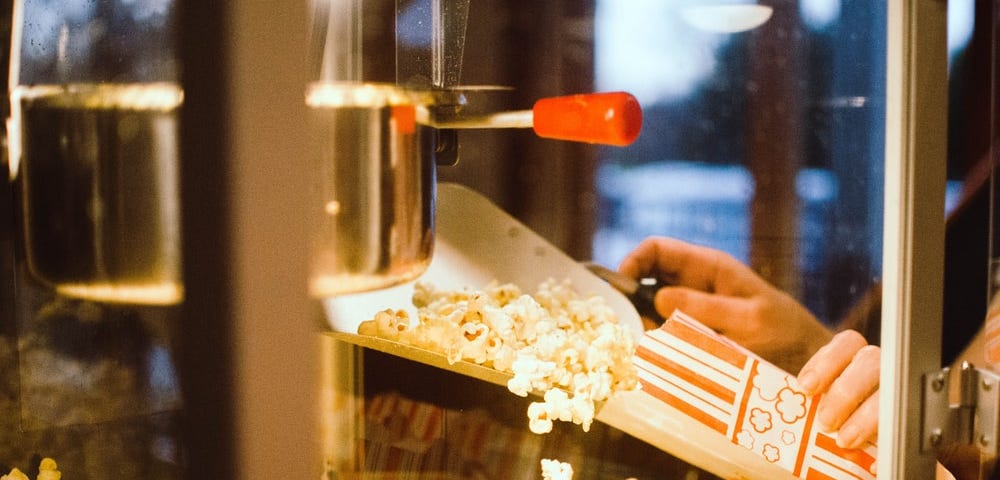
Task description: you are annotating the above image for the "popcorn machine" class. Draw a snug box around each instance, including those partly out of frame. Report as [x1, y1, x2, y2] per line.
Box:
[0, 0, 995, 479]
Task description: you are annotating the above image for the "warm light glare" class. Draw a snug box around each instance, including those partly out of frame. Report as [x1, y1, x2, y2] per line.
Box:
[310, 269, 426, 298]
[56, 282, 184, 305]
[306, 82, 420, 108]
[680, 5, 774, 33]
[325, 200, 341, 216]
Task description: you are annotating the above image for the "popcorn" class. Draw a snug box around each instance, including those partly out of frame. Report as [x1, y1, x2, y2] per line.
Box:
[540, 458, 574, 480]
[357, 309, 411, 341]
[0, 470, 28, 480]
[527, 401, 553, 434]
[357, 278, 640, 434]
[36, 459, 60, 480]
[2, 458, 61, 480]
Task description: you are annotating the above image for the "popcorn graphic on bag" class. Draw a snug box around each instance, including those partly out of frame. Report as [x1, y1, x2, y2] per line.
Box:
[635, 310, 877, 479]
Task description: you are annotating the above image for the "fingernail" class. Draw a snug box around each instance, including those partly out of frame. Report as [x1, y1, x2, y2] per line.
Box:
[797, 371, 817, 394]
[836, 424, 860, 449]
[816, 403, 837, 432]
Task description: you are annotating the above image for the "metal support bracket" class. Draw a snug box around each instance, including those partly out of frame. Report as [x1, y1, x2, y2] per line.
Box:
[922, 363, 1000, 461]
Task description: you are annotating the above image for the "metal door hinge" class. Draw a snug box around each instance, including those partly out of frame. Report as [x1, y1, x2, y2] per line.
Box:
[922, 362, 1000, 459]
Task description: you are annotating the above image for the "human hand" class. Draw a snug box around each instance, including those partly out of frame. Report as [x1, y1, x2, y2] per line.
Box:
[618, 237, 833, 373]
[796, 332, 983, 479]
[795, 330, 879, 449]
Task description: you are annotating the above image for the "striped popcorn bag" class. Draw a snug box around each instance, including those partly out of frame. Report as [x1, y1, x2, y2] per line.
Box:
[635, 310, 878, 480]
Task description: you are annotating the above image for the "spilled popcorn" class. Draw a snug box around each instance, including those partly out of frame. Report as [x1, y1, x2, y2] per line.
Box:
[539, 458, 640, 480]
[2, 458, 61, 480]
[358, 278, 640, 434]
[540, 458, 574, 480]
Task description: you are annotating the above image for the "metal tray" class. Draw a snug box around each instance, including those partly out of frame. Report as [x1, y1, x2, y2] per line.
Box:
[322, 182, 796, 480]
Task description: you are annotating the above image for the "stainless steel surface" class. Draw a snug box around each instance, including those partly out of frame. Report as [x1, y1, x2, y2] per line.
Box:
[14, 83, 183, 305]
[8, 1, 182, 305]
[306, 83, 436, 297]
[582, 261, 665, 326]
[394, 0, 469, 89]
[323, 182, 644, 338]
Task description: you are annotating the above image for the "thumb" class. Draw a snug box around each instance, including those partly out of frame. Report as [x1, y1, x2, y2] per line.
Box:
[654, 286, 753, 336]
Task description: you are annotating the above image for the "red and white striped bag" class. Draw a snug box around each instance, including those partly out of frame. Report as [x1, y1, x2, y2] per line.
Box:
[635, 310, 878, 480]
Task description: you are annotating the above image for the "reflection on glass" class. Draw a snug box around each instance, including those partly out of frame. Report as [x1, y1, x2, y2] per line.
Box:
[3, 1, 185, 477]
[593, 0, 887, 327]
[679, 5, 773, 34]
[14, 83, 183, 305]
[9, 0, 182, 305]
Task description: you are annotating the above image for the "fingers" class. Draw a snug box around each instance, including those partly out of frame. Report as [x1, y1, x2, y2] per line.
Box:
[795, 331, 879, 448]
[618, 237, 662, 279]
[653, 286, 755, 335]
[817, 344, 880, 424]
[834, 389, 879, 449]
[796, 330, 868, 394]
[618, 237, 759, 297]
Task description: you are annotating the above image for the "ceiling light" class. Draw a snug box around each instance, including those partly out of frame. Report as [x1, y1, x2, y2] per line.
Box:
[680, 5, 774, 33]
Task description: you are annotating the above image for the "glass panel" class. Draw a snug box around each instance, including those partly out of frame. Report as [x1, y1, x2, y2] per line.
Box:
[987, 0, 1000, 371]
[942, 0, 993, 365]
[317, 3, 725, 477]
[2, 0, 185, 476]
[592, 0, 887, 331]
[3, 0, 983, 477]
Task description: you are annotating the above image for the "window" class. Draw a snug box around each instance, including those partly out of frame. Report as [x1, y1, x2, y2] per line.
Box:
[592, 0, 889, 328]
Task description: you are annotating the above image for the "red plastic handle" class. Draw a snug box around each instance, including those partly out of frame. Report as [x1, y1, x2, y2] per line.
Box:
[532, 91, 642, 146]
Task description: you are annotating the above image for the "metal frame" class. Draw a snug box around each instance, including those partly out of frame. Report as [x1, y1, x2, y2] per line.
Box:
[178, 1, 319, 478]
[880, 0, 949, 477]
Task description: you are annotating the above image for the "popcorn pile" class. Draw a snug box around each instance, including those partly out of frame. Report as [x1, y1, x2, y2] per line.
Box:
[540, 458, 574, 480]
[2, 458, 61, 480]
[357, 278, 640, 434]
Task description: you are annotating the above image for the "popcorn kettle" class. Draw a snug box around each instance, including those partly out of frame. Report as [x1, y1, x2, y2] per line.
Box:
[307, 0, 641, 299]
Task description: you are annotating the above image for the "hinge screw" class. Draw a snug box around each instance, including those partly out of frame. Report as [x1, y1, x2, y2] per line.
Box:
[981, 434, 991, 447]
[929, 430, 942, 446]
[932, 374, 945, 392]
[984, 378, 993, 391]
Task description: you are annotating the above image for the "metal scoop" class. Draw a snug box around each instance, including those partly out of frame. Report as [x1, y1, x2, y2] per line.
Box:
[582, 261, 666, 326]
